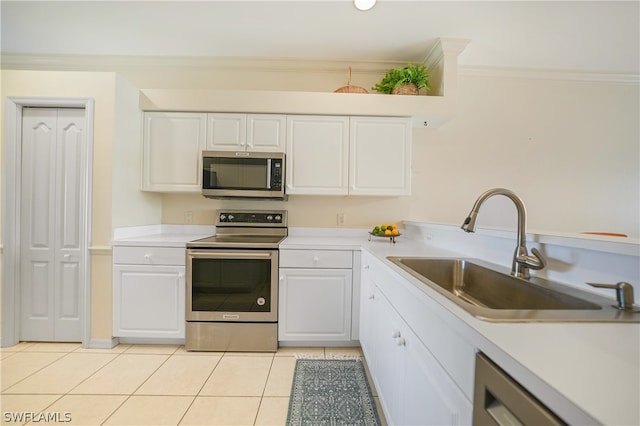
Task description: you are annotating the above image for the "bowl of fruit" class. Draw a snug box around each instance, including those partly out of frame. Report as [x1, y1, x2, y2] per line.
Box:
[369, 224, 401, 243]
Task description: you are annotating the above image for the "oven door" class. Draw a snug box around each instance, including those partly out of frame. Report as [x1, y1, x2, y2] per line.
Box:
[186, 249, 278, 322]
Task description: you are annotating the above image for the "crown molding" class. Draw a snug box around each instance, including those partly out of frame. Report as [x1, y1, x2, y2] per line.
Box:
[0, 53, 404, 75]
[459, 65, 639, 85]
[4, 52, 636, 85]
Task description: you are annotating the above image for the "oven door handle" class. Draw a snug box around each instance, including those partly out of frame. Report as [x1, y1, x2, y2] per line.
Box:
[187, 250, 274, 259]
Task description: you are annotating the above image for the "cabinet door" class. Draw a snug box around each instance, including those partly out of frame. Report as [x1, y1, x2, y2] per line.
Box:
[206, 113, 247, 150]
[286, 115, 349, 195]
[372, 291, 405, 425]
[349, 117, 412, 195]
[401, 323, 473, 425]
[142, 112, 206, 192]
[247, 114, 286, 152]
[359, 263, 378, 363]
[113, 264, 185, 339]
[278, 268, 352, 341]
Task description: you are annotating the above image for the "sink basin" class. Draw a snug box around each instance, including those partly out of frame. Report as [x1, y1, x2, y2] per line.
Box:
[386, 257, 640, 322]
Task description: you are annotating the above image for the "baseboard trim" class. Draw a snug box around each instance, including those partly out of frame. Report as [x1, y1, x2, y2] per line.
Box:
[118, 337, 186, 345]
[278, 340, 360, 348]
[87, 337, 119, 349]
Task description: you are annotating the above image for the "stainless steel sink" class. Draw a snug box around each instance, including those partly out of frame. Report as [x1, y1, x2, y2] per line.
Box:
[386, 257, 640, 322]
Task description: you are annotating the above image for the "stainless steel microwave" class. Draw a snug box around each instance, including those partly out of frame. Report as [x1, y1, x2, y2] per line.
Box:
[201, 151, 286, 200]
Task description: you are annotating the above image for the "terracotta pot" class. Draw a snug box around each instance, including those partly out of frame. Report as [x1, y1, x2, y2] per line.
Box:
[391, 83, 419, 95]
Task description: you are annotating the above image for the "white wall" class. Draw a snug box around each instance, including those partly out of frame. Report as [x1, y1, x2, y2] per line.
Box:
[112, 74, 162, 229]
[409, 72, 639, 238]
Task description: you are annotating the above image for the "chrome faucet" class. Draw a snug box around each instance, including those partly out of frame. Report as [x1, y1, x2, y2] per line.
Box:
[461, 188, 546, 279]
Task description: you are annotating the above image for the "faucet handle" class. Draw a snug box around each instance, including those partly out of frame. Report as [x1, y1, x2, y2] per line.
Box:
[530, 248, 546, 270]
[516, 247, 546, 271]
[587, 282, 638, 311]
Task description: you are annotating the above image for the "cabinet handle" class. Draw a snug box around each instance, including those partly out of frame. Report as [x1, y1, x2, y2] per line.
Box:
[364, 265, 370, 269]
[392, 331, 401, 339]
[368, 294, 375, 300]
[313, 256, 319, 262]
[280, 276, 284, 281]
[396, 337, 406, 346]
[144, 254, 151, 260]
[63, 254, 71, 259]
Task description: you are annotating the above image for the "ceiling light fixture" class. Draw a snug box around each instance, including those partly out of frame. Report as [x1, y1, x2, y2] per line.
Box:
[354, 0, 376, 12]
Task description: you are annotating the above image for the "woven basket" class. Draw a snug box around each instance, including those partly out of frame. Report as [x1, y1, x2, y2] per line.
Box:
[334, 67, 369, 94]
[391, 83, 419, 95]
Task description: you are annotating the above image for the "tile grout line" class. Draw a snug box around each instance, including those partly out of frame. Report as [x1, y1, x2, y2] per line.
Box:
[1, 348, 76, 393]
[66, 348, 130, 426]
[252, 353, 277, 425]
[99, 347, 181, 426]
[3, 344, 78, 426]
[175, 348, 226, 426]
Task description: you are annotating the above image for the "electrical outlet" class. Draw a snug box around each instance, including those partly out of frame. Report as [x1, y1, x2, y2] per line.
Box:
[337, 213, 346, 226]
[184, 211, 193, 224]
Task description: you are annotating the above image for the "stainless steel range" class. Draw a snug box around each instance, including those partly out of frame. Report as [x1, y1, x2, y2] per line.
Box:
[185, 209, 287, 352]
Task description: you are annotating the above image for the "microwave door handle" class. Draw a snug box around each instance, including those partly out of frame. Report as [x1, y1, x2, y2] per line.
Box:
[266, 159, 272, 189]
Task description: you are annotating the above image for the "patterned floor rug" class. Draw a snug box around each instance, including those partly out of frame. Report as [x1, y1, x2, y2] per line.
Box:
[286, 359, 381, 426]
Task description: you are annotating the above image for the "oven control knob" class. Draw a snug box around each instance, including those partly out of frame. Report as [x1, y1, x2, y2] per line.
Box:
[219, 214, 226, 221]
[275, 215, 282, 222]
[267, 215, 273, 221]
[257, 297, 266, 306]
[228, 215, 235, 221]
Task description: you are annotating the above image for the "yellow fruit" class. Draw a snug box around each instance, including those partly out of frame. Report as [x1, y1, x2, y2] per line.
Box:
[391, 223, 398, 229]
[391, 229, 399, 235]
[384, 229, 392, 235]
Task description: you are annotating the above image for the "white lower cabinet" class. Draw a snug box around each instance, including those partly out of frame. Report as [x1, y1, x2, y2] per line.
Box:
[360, 252, 472, 425]
[279, 249, 354, 343]
[113, 246, 185, 340]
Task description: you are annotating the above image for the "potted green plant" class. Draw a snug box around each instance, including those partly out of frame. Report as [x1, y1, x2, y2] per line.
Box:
[372, 63, 432, 95]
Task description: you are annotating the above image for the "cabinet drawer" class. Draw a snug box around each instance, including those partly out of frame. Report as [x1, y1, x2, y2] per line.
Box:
[280, 249, 352, 269]
[113, 246, 186, 266]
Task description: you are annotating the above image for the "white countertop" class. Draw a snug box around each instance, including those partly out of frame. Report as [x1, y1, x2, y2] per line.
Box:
[111, 224, 215, 247]
[282, 229, 640, 426]
[113, 225, 640, 425]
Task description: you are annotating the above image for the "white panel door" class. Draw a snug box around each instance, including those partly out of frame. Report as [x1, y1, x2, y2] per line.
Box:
[113, 265, 185, 338]
[247, 114, 286, 152]
[20, 108, 85, 342]
[349, 117, 412, 195]
[142, 112, 206, 191]
[278, 268, 352, 341]
[286, 116, 349, 195]
[206, 113, 247, 150]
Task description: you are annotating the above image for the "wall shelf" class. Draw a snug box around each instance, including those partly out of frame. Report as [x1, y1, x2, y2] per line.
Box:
[139, 38, 470, 129]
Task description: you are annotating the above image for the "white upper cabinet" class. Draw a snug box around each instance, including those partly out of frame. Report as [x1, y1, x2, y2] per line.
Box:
[142, 111, 410, 194]
[206, 113, 246, 150]
[207, 113, 285, 152]
[142, 112, 206, 192]
[286, 115, 350, 195]
[349, 117, 412, 196]
[247, 114, 286, 151]
[286, 115, 412, 196]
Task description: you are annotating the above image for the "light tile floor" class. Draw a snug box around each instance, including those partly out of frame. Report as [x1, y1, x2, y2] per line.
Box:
[1, 343, 386, 426]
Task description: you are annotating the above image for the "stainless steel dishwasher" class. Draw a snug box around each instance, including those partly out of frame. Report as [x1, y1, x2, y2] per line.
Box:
[473, 353, 567, 425]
